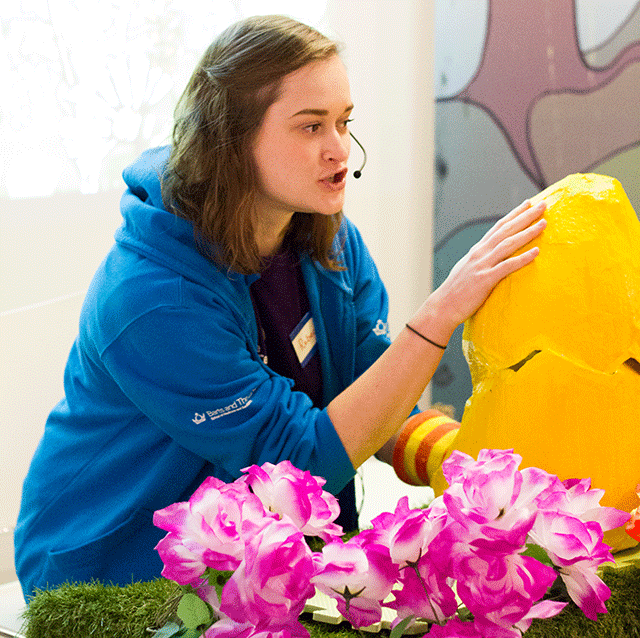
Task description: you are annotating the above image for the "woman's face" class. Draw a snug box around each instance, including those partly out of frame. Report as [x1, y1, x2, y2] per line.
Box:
[252, 55, 353, 222]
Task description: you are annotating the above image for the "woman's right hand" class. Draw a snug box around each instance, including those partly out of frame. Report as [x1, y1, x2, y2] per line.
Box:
[415, 199, 547, 344]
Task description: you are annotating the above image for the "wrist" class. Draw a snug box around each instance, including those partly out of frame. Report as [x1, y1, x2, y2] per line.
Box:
[405, 324, 447, 350]
[410, 294, 459, 347]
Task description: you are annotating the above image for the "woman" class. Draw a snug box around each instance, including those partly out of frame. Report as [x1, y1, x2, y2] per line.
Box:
[14, 15, 546, 598]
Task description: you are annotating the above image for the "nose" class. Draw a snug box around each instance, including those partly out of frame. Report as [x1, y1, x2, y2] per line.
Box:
[322, 129, 350, 164]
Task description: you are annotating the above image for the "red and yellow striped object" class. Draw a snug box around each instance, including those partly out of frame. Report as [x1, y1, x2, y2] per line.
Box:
[392, 409, 460, 486]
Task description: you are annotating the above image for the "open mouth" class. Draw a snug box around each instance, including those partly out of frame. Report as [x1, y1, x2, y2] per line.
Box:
[320, 168, 348, 191]
[330, 169, 348, 183]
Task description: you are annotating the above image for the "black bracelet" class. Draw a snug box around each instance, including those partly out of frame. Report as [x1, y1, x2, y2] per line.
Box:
[405, 323, 447, 350]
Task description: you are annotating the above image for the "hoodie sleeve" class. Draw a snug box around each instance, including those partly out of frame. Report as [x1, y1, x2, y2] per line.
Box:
[98, 279, 354, 496]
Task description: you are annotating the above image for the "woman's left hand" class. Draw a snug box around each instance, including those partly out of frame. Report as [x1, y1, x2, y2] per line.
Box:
[420, 199, 547, 343]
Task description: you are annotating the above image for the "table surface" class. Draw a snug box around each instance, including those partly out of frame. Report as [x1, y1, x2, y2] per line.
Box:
[0, 581, 25, 637]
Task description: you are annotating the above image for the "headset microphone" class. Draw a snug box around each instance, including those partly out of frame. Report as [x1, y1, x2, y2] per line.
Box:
[349, 132, 367, 178]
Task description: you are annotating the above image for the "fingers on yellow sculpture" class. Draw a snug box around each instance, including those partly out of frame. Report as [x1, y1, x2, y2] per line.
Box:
[432, 174, 640, 551]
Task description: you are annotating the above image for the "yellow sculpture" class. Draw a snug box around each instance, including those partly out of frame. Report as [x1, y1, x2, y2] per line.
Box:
[432, 173, 640, 551]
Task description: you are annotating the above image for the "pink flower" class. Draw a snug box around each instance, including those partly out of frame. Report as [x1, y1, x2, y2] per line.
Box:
[472, 600, 567, 638]
[153, 518, 211, 586]
[454, 548, 560, 637]
[384, 497, 448, 566]
[358, 510, 396, 546]
[528, 510, 616, 620]
[205, 617, 309, 638]
[442, 450, 552, 552]
[311, 538, 398, 629]
[388, 562, 457, 625]
[437, 449, 545, 568]
[220, 518, 315, 629]
[442, 450, 553, 539]
[427, 616, 483, 637]
[536, 477, 630, 533]
[375, 497, 456, 624]
[154, 476, 269, 584]
[241, 461, 343, 541]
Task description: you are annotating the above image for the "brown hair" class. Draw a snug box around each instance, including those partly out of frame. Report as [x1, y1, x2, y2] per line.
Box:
[162, 15, 344, 274]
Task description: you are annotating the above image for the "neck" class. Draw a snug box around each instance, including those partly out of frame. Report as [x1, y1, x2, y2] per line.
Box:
[255, 210, 295, 257]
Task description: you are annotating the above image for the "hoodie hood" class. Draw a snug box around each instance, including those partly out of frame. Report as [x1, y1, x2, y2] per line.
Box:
[114, 145, 259, 320]
[117, 145, 260, 283]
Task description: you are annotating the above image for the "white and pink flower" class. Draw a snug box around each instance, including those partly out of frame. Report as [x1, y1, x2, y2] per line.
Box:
[219, 517, 315, 634]
[454, 548, 562, 637]
[311, 537, 398, 628]
[241, 460, 343, 542]
[527, 509, 622, 620]
[153, 452, 629, 637]
[154, 477, 269, 584]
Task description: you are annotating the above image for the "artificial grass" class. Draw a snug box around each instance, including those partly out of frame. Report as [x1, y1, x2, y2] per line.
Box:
[523, 566, 640, 638]
[21, 566, 640, 638]
[21, 578, 181, 638]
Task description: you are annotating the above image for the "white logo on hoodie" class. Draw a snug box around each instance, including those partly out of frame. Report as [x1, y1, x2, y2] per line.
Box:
[373, 319, 389, 337]
[192, 388, 257, 424]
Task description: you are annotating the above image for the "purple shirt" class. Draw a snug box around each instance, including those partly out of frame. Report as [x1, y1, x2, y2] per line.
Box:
[250, 248, 324, 408]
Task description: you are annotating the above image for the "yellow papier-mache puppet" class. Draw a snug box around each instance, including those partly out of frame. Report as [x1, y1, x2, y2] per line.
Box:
[394, 173, 640, 551]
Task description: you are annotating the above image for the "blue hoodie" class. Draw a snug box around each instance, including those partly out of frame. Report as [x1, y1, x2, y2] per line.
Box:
[14, 146, 397, 598]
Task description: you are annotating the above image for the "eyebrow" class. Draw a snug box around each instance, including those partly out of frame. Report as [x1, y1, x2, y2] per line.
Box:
[290, 104, 354, 118]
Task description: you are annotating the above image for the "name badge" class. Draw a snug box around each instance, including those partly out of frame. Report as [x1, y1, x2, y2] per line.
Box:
[290, 312, 317, 367]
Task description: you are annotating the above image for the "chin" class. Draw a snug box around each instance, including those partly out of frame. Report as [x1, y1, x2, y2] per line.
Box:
[317, 201, 346, 217]
[299, 206, 343, 217]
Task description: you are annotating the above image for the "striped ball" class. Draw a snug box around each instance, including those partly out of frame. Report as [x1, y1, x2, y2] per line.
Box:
[392, 410, 460, 486]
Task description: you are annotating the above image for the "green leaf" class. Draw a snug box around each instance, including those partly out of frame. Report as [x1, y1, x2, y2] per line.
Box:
[151, 622, 187, 637]
[176, 592, 214, 630]
[522, 543, 554, 566]
[457, 606, 474, 621]
[204, 567, 234, 599]
[390, 615, 415, 638]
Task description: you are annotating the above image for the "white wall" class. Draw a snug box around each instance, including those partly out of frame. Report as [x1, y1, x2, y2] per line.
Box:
[327, 1, 437, 524]
[0, 193, 123, 583]
[0, 0, 435, 583]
